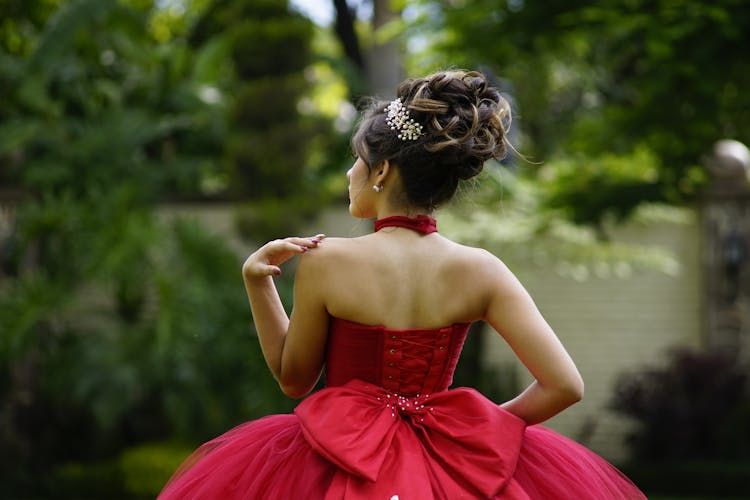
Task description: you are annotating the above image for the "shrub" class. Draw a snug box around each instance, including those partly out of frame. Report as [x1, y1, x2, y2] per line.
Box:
[611, 347, 750, 460]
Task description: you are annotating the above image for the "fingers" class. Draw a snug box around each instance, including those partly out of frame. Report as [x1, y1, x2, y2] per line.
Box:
[285, 234, 326, 252]
[245, 235, 327, 280]
[242, 260, 280, 280]
[252, 263, 282, 276]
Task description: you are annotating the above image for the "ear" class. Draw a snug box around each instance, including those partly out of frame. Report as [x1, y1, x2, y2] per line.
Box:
[373, 160, 391, 185]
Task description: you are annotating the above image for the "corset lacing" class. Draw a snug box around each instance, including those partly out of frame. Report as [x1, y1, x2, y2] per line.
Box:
[382, 329, 455, 395]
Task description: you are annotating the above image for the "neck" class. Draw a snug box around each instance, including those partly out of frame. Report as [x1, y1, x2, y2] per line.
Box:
[374, 209, 432, 219]
[371, 197, 432, 219]
[370, 168, 432, 219]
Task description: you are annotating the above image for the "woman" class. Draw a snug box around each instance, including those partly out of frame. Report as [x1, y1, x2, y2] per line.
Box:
[159, 70, 645, 499]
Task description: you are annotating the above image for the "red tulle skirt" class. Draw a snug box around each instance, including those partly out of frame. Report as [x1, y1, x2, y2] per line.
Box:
[159, 380, 645, 499]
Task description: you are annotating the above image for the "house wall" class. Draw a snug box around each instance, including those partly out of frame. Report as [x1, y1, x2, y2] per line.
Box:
[481, 211, 703, 462]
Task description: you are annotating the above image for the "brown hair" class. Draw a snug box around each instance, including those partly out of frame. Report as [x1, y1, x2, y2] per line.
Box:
[352, 70, 511, 210]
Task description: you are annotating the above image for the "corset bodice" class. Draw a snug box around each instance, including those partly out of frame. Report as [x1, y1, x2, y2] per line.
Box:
[324, 318, 471, 396]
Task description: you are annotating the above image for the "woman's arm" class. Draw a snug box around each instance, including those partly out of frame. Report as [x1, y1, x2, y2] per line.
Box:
[478, 251, 584, 425]
[242, 234, 328, 397]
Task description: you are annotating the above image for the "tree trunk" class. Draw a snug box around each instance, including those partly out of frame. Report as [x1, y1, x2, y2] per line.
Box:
[367, 0, 402, 98]
[332, 0, 363, 70]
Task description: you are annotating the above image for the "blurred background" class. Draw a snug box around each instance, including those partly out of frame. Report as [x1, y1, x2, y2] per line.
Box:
[1, 0, 749, 498]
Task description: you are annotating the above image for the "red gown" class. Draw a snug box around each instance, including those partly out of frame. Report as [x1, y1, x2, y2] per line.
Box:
[158, 318, 645, 499]
[159, 216, 645, 499]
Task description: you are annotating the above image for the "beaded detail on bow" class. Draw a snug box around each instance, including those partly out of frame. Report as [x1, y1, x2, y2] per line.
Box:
[377, 392, 435, 422]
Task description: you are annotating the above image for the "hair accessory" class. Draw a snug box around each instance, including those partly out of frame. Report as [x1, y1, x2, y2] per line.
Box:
[372, 184, 383, 193]
[384, 98, 423, 141]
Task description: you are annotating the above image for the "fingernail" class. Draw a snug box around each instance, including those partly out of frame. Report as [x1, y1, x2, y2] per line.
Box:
[273, 269, 281, 276]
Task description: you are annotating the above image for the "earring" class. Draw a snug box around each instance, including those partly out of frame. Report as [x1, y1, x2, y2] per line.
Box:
[372, 184, 383, 193]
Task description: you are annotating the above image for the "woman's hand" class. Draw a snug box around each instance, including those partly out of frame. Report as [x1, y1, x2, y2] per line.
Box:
[242, 234, 325, 280]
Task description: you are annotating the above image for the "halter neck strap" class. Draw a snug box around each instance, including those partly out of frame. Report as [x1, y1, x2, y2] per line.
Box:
[373, 215, 438, 234]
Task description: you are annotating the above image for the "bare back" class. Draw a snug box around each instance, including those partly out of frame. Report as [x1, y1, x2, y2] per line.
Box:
[311, 228, 492, 329]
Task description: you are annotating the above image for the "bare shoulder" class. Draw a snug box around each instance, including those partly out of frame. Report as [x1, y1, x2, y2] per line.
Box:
[440, 238, 506, 274]
[296, 236, 367, 271]
[440, 239, 522, 297]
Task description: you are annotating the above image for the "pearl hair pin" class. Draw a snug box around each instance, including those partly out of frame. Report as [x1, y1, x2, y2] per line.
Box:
[384, 98, 424, 141]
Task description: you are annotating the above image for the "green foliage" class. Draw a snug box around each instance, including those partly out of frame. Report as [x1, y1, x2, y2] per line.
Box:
[118, 442, 194, 497]
[0, 0, 61, 57]
[230, 17, 312, 79]
[408, 0, 750, 221]
[575, 1, 750, 175]
[0, 0, 316, 496]
[51, 441, 193, 498]
[188, 0, 322, 201]
[1, 212, 296, 495]
[24, 0, 119, 76]
[540, 147, 663, 227]
[441, 165, 684, 278]
[235, 195, 323, 243]
[52, 460, 126, 499]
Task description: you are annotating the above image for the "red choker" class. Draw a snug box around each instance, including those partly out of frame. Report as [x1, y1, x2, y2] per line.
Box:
[373, 215, 438, 234]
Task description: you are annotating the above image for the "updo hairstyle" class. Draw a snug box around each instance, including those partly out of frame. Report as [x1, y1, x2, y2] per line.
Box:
[352, 70, 511, 210]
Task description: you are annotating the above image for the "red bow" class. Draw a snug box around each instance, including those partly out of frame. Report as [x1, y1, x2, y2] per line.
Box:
[295, 379, 527, 499]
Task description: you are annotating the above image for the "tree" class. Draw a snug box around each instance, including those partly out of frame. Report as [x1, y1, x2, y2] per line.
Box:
[406, 0, 750, 226]
[190, 0, 316, 199]
[331, 0, 404, 98]
[0, 0, 300, 495]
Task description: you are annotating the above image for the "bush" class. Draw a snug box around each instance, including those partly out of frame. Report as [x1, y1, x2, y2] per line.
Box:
[612, 348, 750, 460]
[611, 348, 750, 496]
[47, 442, 193, 499]
[119, 442, 194, 498]
[52, 461, 125, 499]
[620, 460, 750, 498]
